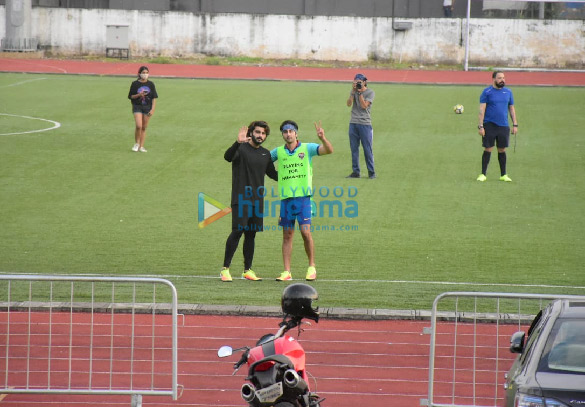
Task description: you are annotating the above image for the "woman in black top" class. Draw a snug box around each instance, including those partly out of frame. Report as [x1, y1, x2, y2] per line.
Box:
[128, 66, 158, 152]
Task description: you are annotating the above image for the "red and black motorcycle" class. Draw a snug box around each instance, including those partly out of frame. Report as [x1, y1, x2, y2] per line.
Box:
[218, 283, 324, 407]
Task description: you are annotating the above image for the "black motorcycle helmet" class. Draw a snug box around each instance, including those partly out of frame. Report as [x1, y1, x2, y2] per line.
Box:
[281, 283, 319, 322]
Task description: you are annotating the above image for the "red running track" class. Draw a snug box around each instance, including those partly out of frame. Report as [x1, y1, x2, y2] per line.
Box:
[0, 313, 522, 407]
[1, 57, 585, 86]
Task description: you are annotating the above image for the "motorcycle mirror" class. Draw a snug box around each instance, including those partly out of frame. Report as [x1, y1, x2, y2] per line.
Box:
[217, 346, 233, 358]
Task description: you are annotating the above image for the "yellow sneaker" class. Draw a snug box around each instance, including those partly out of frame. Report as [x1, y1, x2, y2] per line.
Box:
[499, 174, 512, 182]
[220, 268, 232, 282]
[477, 174, 487, 182]
[242, 270, 262, 281]
[306, 266, 317, 281]
[276, 271, 292, 281]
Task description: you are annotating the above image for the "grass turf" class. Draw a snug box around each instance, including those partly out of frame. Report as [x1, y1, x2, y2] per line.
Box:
[0, 73, 584, 310]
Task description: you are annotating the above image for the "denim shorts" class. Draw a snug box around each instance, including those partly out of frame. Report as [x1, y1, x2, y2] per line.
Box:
[132, 104, 151, 115]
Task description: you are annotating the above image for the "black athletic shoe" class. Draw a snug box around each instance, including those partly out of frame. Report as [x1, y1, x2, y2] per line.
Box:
[346, 172, 360, 178]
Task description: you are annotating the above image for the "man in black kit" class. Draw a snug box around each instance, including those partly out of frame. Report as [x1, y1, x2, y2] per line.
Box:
[220, 121, 278, 282]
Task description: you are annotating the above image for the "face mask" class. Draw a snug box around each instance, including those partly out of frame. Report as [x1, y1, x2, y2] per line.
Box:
[140, 73, 149, 80]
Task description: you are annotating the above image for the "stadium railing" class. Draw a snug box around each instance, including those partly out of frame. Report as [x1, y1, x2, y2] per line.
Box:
[0, 274, 179, 407]
[423, 291, 585, 407]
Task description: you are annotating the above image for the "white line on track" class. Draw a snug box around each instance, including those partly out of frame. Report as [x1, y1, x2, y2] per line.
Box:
[0, 113, 61, 136]
[5, 59, 68, 74]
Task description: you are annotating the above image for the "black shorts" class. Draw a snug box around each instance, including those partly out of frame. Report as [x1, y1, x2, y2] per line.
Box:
[231, 204, 264, 232]
[132, 104, 151, 114]
[482, 122, 510, 149]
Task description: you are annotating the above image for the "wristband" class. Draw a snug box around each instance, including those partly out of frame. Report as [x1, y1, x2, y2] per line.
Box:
[513, 124, 518, 127]
[478, 125, 483, 129]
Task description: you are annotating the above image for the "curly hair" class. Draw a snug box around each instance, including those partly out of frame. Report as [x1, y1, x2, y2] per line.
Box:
[247, 121, 270, 138]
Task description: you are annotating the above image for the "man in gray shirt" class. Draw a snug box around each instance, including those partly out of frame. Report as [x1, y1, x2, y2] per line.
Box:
[346, 73, 376, 179]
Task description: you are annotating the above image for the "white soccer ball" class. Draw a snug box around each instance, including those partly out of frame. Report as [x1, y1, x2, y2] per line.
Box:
[454, 104, 464, 114]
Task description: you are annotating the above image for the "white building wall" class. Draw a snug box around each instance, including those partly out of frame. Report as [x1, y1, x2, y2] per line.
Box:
[1, 7, 584, 68]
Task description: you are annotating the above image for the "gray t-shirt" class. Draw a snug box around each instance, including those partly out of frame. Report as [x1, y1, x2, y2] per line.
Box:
[350, 88, 375, 125]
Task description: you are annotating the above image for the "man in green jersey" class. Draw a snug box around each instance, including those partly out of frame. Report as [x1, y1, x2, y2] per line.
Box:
[270, 120, 333, 281]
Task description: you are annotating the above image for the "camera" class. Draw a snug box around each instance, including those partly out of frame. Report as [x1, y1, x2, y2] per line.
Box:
[356, 81, 363, 90]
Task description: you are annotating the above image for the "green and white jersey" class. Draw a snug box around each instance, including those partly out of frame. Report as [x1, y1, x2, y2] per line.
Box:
[270, 142, 320, 199]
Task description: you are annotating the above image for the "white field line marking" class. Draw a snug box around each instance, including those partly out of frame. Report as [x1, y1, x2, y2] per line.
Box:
[1, 272, 580, 291]
[0, 77, 47, 88]
[0, 113, 61, 136]
[167, 275, 585, 290]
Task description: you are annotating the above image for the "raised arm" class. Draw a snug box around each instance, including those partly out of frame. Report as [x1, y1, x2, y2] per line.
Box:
[315, 121, 333, 155]
[224, 126, 248, 161]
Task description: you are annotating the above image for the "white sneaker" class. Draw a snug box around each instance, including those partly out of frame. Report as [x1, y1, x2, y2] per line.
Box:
[139, 147, 147, 153]
[132, 143, 139, 152]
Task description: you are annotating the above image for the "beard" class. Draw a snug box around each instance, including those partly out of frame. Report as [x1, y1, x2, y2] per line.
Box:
[495, 81, 505, 88]
[251, 136, 264, 146]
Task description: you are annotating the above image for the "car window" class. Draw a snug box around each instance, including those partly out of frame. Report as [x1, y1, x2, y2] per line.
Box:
[520, 315, 545, 366]
[540, 319, 585, 374]
[527, 310, 542, 338]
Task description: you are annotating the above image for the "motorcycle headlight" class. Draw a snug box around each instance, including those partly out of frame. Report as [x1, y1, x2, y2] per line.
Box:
[515, 393, 570, 407]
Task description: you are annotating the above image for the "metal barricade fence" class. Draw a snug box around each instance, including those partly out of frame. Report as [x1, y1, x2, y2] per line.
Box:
[423, 292, 585, 407]
[0, 275, 179, 406]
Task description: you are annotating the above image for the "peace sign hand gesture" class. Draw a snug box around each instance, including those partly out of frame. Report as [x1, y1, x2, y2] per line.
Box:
[314, 120, 333, 155]
[314, 120, 325, 141]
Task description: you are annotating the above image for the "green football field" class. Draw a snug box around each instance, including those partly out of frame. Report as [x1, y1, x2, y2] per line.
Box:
[0, 72, 583, 310]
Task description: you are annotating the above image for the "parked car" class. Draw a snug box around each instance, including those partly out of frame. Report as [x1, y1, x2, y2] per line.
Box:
[504, 299, 585, 407]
